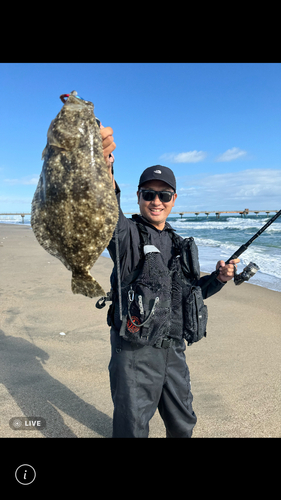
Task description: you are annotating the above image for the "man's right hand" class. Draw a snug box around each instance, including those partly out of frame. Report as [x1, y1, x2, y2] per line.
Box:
[100, 125, 116, 187]
[100, 125, 116, 164]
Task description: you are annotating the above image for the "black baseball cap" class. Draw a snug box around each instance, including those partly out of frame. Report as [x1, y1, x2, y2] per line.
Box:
[138, 165, 176, 192]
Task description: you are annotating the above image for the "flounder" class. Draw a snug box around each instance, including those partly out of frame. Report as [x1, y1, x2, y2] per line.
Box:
[31, 91, 118, 297]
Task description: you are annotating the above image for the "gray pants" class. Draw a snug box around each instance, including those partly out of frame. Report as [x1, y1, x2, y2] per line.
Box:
[108, 329, 197, 438]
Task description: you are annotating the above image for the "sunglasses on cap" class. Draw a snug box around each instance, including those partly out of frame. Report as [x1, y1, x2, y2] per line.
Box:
[139, 189, 175, 203]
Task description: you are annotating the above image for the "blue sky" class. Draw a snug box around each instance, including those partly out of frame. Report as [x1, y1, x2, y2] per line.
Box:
[1, 62, 280, 215]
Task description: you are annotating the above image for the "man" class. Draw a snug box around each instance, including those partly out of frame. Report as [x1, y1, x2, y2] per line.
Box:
[100, 126, 239, 438]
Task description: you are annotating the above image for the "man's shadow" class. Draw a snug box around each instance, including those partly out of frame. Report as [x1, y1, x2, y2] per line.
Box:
[0, 330, 112, 437]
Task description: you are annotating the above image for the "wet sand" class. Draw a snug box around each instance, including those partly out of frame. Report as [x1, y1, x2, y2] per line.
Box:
[0, 223, 280, 437]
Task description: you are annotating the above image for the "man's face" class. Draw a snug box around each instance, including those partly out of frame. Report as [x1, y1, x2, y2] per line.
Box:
[137, 180, 177, 230]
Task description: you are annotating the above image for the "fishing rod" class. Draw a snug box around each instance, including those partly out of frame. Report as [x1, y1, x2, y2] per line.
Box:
[201, 209, 281, 290]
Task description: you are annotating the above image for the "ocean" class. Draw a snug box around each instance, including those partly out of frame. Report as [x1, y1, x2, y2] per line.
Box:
[168, 214, 281, 293]
[1, 213, 280, 293]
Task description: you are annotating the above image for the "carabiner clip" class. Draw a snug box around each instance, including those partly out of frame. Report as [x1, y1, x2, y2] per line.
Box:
[59, 90, 86, 104]
[128, 289, 134, 302]
[60, 94, 70, 104]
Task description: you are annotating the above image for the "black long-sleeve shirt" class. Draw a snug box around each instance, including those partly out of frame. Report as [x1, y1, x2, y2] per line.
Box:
[107, 183, 225, 300]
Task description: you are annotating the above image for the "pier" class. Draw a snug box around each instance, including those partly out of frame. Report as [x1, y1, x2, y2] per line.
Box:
[0, 210, 279, 224]
[0, 213, 31, 223]
[124, 209, 279, 219]
[172, 209, 279, 219]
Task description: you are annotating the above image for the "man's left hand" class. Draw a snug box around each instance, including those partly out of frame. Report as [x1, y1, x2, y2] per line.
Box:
[216, 259, 240, 283]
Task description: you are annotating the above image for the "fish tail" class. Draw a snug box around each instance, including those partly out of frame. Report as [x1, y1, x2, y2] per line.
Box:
[71, 273, 105, 298]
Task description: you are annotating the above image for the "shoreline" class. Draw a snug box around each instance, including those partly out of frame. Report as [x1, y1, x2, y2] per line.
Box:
[0, 223, 280, 437]
[1, 221, 281, 293]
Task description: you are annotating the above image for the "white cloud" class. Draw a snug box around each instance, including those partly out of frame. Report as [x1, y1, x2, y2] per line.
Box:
[160, 151, 207, 163]
[4, 176, 39, 185]
[215, 147, 247, 162]
[0, 195, 32, 205]
[175, 169, 281, 211]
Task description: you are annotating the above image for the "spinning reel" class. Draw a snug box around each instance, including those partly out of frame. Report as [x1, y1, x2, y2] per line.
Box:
[233, 262, 260, 286]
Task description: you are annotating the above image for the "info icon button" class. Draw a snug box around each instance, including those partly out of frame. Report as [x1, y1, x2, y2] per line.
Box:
[15, 464, 36, 485]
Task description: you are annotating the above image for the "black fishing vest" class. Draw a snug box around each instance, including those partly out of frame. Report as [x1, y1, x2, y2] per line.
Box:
[98, 216, 208, 346]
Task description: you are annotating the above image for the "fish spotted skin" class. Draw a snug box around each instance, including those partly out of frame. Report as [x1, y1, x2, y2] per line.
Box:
[31, 93, 118, 297]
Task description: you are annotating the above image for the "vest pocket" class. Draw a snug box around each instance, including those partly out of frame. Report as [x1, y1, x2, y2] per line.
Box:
[183, 286, 208, 345]
[120, 284, 171, 346]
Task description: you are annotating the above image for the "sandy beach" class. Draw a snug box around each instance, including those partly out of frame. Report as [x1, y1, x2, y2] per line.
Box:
[0, 223, 280, 438]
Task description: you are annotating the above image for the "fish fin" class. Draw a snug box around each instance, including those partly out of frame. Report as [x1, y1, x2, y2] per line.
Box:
[71, 274, 105, 298]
